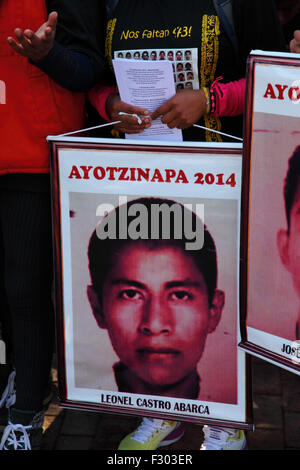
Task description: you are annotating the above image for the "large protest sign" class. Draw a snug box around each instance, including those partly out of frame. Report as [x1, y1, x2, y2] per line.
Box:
[48, 137, 252, 429]
[240, 51, 300, 375]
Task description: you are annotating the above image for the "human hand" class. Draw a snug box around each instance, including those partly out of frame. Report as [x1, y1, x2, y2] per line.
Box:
[7, 11, 58, 62]
[290, 30, 300, 53]
[106, 94, 151, 134]
[151, 89, 207, 129]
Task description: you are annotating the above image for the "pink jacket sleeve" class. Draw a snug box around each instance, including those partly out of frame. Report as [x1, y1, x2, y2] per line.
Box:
[210, 78, 246, 117]
[88, 82, 118, 122]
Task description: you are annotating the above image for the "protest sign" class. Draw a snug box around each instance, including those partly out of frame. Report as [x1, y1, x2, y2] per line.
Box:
[49, 136, 252, 428]
[240, 51, 300, 375]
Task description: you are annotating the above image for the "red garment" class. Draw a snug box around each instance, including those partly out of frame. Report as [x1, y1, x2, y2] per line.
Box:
[0, 0, 86, 175]
[210, 78, 246, 117]
[88, 82, 117, 122]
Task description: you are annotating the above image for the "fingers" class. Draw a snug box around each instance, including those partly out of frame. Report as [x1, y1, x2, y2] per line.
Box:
[7, 12, 57, 61]
[114, 112, 151, 134]
[107, 93, 150, 119]
[116, 100, 150, 118]
[106, 94, 151, 133]
[44, 11, 58, 38]
[14, 28, 30, 47]
[46, 11, 58, 31]
[9, 28, 42, 57]
[7, 11, 57, 57]
[151, 90, 206, 129]
[160, 108, 181, 128]
[114, 124, 149, 134]
[162, 114, 190, 129]
[290, 38, 300, 53]
[294, 30, 300, 42]
[7, 36, 26, 56]
[7, 28, 32, 55]
[290, 30, 300, 53]
[151, 101, 172, 121]
[151, 98, 187, 129]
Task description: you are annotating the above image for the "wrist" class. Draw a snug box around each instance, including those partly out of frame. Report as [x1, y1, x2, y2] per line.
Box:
[29, 41, 57, 65]
[201, 87, 211, 115]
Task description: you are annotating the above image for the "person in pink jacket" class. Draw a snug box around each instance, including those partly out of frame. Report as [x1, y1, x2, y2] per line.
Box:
[88, 0, 297, 452]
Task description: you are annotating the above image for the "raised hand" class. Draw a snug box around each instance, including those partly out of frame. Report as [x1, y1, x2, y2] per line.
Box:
[7, 11, 58, 62]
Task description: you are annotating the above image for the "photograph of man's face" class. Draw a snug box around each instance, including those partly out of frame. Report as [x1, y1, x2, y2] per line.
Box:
[88, 240, 224, 396]
[87, 197, 226, 398]
[69, 191, 239, 405]
[246, 110, 300, 343]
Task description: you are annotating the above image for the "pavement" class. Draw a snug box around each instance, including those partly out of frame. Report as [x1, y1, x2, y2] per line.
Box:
[1, 354, 300, 451]
[38, 355, 300, 451]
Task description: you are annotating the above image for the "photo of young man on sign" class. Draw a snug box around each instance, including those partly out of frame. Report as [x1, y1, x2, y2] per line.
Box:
[242, 53, 300, 372]
[277, 146, 300, 340]
[68, 191, 241, 410]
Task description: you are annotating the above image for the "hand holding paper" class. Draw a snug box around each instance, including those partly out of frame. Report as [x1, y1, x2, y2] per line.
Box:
[151, 89, 207, 129]
[112, 59, 182, 141]
[106, 94, 151, 134]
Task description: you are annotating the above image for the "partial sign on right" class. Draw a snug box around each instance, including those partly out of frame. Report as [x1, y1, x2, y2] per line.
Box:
[240, 50, 300, 374]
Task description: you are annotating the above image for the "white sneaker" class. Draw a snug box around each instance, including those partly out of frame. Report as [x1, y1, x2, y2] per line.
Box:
[200, 425, 247, 450]
[118, 418, 184, 450]
[0, 410, 44, 450]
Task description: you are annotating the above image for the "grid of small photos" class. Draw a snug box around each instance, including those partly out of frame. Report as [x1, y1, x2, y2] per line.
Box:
[114, 48, 198, 90]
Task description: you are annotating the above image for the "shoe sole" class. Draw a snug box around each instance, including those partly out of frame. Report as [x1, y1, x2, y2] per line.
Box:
[222, 440, 248, 451]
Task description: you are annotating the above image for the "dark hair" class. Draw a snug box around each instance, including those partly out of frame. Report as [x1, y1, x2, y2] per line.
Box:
[284, 145, 300, 229]
[88, 197, 218, 304]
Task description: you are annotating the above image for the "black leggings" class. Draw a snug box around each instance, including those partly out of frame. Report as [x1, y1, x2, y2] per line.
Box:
[0, 188, 54, 411]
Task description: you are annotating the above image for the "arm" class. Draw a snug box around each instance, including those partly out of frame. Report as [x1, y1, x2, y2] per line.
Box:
[210, 78, 246, 117]
[150, 78, 245, 129]
[30, 41, 97, 92]
[7, 0, 108, 92]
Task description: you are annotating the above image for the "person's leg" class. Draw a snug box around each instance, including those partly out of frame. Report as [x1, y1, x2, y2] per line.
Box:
[118, 419, 247, 450]
[0, 189, 54, 449]
[0, 212, 13, 367]
[0, 212, 15, 429]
